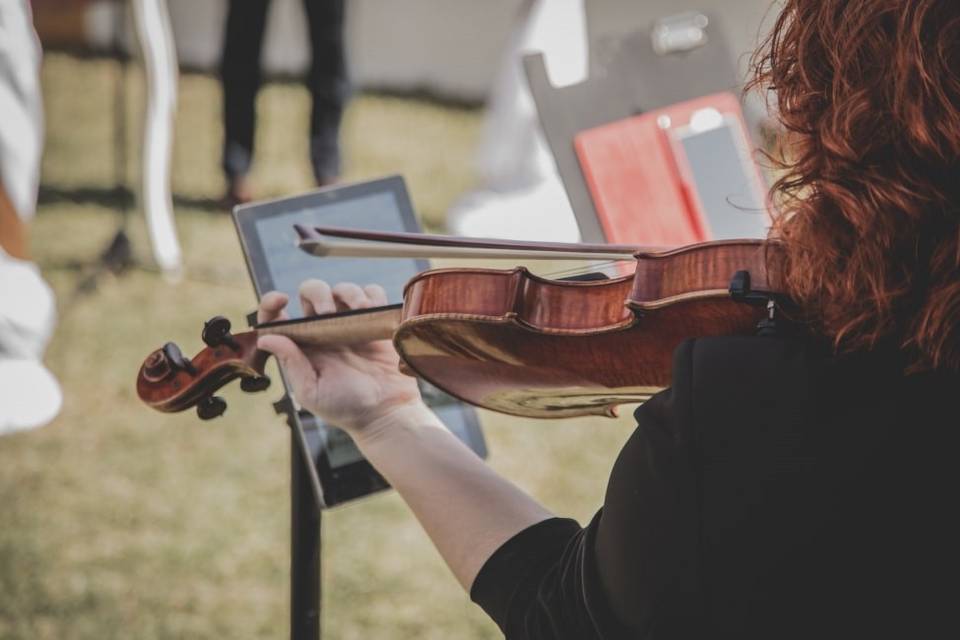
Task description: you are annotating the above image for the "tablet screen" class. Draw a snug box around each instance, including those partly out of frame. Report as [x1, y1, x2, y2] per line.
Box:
[252, 191, 418, 318]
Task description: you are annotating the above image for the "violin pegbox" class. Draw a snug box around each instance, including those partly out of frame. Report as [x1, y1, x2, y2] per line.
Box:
[136, 317, 272, 420]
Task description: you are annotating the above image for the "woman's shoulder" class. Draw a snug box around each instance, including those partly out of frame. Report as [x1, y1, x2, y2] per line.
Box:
[679, 333, 923, 393]
[670, 334, 953, 435]
[666, 334, 832, 399]
[638, 333, 950, 443]
[634, 336, 823, 431]
[679, 335, 832, 392]
[657, 335, 897, 438]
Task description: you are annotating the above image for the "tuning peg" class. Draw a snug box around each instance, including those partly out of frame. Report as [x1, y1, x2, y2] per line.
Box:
[240, 375, 271, 393]
[202, 316, 240, 350]
[162, 342, 197, 375]
[196, 396, 227, 420]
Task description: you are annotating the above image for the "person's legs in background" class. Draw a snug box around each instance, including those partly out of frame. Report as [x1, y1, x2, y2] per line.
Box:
[220, 0, 271, 206]
[303, 0, 348, 186]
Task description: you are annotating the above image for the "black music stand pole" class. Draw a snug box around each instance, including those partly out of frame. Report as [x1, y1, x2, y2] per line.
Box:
[252, 308, 324, 640]
[274, 394, 324, 640]
[291, 429, 322, 639]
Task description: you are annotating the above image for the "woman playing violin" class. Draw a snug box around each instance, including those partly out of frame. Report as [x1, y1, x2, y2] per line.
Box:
[256, 2, 959, 637]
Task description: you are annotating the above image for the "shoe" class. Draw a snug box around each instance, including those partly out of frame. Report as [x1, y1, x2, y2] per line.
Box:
[315, 175, 340, 189]
[220, 176, 253, 210]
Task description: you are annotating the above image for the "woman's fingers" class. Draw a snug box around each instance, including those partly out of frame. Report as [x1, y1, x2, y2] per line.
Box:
[332, 282, 371, 312]
[257, 334, 319, 400]
[363, 284, 388, 307]
[299, 279, 337, 316]
[257, 291, 290, 324]
[296, 280, 388, 317]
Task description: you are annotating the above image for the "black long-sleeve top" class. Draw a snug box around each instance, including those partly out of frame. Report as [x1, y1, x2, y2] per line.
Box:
[471, 336, 958, 639]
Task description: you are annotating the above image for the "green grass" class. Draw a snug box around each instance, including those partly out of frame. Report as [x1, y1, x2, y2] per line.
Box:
[0, 53, 637, 639]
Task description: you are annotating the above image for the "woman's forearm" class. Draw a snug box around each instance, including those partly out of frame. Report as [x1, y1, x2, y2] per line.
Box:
[354, 402, 555, 591]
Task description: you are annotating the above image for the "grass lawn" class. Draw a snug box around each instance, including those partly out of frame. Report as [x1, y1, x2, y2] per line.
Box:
[0, 53, 637, 639]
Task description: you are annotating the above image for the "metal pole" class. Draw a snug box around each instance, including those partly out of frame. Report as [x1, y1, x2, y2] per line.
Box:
[260, 325, 324, 640]
[290, 427, 322, 640]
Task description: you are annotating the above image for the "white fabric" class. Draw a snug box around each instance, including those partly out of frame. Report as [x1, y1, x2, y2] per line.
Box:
[0, 252, 56, 358]
[448, 0, 586, 242]
[0, 0, 44, 221]
[451, 180, 581, 243]
[473, 0, 587, 189]
[0, 2, 61, 434]
[0, 358, 62, 434]
[0, 250, 62, 435]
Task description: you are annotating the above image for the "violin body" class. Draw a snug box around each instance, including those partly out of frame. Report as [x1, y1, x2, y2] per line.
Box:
[136, 238, 776, 420]
[395, 240, 772, 417]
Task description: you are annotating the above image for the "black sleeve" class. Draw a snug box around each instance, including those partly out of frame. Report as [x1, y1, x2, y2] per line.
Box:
[470, 340, 701, 639]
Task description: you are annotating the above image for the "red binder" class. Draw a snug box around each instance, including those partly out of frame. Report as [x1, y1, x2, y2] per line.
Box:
[574, 92, 765, 248]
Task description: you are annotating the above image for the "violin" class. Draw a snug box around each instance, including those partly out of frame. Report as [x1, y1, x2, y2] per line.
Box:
[136, 227, 780, 420]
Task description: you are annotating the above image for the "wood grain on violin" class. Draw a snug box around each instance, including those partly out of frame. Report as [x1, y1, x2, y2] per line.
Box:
[136, 234, 777, 421]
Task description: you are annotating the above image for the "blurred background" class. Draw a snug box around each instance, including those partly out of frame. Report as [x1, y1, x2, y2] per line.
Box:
[1, 0, 776, 637]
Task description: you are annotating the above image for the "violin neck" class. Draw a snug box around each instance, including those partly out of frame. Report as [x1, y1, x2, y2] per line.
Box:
[256, 305, 402, 347]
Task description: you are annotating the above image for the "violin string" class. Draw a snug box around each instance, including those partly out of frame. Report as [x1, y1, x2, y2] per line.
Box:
[540, 258, 635, 280]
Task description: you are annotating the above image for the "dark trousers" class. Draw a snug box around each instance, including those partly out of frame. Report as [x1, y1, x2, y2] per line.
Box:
[220, 0, 348, 182]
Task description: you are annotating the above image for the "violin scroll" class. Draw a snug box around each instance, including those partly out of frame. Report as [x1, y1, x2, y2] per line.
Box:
[136, 316, 272, 420]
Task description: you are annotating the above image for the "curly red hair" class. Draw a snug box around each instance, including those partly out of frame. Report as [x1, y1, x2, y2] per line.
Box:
[751, 0, 960, 371]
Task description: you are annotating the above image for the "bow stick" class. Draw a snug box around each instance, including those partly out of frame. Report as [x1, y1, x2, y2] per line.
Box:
[294, 224, 653, 261]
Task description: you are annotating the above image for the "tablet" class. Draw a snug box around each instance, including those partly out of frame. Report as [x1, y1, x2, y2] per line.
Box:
[233, 175, 487, 507]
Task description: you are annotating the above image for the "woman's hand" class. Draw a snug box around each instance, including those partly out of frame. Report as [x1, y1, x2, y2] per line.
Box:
[255, 279, 422, 436]
[259, 284, 554, 596]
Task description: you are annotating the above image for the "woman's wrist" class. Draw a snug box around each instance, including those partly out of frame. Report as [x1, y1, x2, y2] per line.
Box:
[351, 400, 446, 450]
